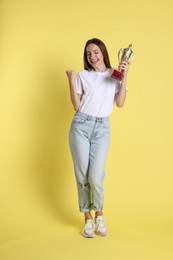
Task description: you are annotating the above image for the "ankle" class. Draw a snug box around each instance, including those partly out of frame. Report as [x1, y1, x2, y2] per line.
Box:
[95, 211, 103, 218]
[84, 212, 93, 222]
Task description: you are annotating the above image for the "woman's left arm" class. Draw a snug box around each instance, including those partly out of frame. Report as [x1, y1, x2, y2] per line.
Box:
[115, 60, 130, 107]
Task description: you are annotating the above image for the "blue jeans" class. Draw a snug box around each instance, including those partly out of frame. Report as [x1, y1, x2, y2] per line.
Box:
[69, 111, 110, 212]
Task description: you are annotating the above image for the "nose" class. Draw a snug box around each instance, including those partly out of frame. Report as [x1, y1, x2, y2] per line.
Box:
[90, 52, 95, 59]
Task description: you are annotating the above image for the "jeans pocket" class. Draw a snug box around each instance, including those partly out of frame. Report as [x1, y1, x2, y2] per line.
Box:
[72, 115, 87, 124]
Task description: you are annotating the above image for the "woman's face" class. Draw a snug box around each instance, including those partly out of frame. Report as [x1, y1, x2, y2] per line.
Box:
[86, 44, 106, 71]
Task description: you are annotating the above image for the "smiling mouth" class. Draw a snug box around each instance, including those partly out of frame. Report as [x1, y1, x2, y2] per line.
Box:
[90, 60, 98, 64]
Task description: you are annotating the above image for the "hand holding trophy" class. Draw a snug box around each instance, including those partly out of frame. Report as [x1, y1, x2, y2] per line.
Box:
[111, 44, 135, 81]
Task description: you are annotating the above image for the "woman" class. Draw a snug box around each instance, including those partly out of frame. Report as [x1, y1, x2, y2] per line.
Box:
[66, 38, 130, 238]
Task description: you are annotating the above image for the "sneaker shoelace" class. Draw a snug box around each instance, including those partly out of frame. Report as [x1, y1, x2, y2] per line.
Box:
[85, 220, 95, 230]
[95, 216, 108, 235]
[97, 217, 106, 228]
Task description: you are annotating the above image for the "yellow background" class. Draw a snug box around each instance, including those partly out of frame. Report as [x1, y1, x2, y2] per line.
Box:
[0, 0, 173, 259]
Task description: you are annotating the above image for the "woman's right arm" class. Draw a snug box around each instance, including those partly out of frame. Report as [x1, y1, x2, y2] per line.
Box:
[66, 70, 82, 111]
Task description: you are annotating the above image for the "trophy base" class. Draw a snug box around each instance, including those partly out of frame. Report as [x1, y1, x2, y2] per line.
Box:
[111, 69, 124, 81]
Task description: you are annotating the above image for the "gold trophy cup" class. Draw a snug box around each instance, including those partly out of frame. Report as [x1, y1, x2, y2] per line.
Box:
[111, 44, 135, 80]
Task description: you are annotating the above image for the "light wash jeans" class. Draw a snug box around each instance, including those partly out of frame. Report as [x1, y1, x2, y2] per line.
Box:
[69, 111, 110, 212]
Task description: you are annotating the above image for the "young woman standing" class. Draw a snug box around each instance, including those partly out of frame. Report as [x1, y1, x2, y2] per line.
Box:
[66, 38, 130, 238]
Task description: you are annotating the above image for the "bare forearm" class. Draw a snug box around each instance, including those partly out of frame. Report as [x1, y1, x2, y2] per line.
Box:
[69, 81, 81, 111]
[115, 60, 130, 107]
[115, 75, 127, 107]
[66, 70, 81, 111]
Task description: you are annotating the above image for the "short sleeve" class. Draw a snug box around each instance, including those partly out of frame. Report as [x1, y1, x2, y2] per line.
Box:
[75, 73, 83, 94]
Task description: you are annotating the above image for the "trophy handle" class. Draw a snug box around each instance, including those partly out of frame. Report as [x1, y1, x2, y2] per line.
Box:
[118, 48, 124, 63]
[129, 52, 135, 63]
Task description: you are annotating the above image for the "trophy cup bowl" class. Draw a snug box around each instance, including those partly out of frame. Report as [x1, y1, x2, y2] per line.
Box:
[111, 44, 135, 81]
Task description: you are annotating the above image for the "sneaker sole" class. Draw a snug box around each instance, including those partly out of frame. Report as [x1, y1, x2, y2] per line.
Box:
[96, 230, 108, 236]
[82, 232, 95, 238]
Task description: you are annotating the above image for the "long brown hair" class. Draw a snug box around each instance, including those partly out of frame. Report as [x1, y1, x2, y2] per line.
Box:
[83, 38, 112, 70]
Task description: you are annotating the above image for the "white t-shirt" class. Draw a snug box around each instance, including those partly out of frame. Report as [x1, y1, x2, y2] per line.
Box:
[75, 68, 128, 117]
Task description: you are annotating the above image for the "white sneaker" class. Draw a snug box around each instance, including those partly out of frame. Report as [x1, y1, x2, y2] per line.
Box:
[82, 219, 95, 238]
[95, 215, 108, 236]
